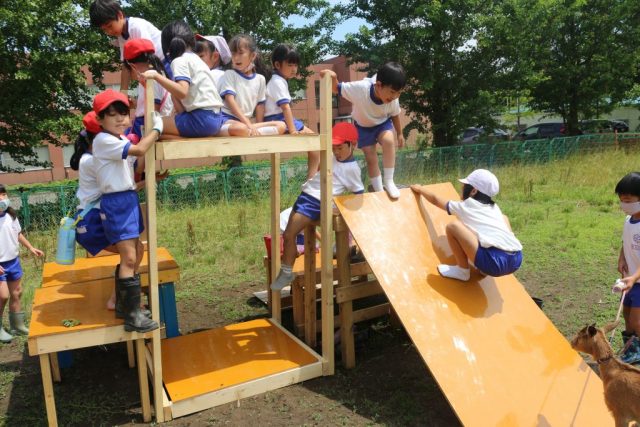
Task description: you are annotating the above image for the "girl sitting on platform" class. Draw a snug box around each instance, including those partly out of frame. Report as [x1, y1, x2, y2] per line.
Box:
[0, 184, 44, 342]
[195, 34, 231, 89]
[217, 34, 286, 137]
[142, 20, 224, 138]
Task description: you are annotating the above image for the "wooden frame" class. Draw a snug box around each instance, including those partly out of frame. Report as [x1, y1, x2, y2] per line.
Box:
[142, 74, 335, 420]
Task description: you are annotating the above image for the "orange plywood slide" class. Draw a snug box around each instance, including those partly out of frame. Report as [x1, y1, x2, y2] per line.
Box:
[335, 185, 613, 426]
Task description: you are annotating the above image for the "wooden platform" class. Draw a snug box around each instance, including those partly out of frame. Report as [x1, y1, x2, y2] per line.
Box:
[160, 318, 322, 418]
[41, 247, 179, 287]
[334, 185, 613, 426]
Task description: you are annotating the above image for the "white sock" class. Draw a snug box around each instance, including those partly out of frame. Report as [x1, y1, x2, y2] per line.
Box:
[383, 167, 395, 182]
[257, 126, 279, 135]
[370, 175, 383, 192]
[281, 264, 292, 274]
[218, 124, 230, 136]
[437, 264, 470, 281]
[383, 169, 400, 199]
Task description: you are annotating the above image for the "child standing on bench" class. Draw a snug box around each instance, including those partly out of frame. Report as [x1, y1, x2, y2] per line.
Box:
[411, 169, 522, 282]
[320, 63, 406, 199]
[0, 184, 44, 342]
[271, 122, 364, 290]
[92, 89, 162, 332]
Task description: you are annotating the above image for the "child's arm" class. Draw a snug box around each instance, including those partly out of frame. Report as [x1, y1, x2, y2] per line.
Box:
[143, 70, 189, 101]
[255, 103, 265, 123]
[224, 94, 256, 132]
[280, 103, 298, 134]
[318, 70, 339, 94]
[621, 265, 640, 291]
[391, 114, 404, 148]
[410, 184, 449, 211]
[502, 214, 514, 232]
[18, 233, 44, 257]
[127, 115, 162, 157]
[618, 247, 629, 276]
[120, 66, 131, 98]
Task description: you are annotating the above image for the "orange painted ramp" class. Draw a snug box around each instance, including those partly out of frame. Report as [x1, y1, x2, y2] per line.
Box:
[335, 185, 612, 426]
[162, 319, 321, 403]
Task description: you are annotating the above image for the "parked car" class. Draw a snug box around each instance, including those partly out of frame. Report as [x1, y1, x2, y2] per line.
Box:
[579, 119, 629, 134]
[513, 122, 581, 140]
[458, 127, 510, 145]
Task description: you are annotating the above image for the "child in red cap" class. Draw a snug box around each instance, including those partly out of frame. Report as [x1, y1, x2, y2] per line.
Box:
[271, 122, 365, 291]
[91, 89, 162, 332]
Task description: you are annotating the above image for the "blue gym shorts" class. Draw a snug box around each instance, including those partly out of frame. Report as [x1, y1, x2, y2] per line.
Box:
[264, 113, 304, 133]
[0, 257, 23, 282]
[293, 192, 321, 221]
[623, 283, 640, 308]
[75, 208, 111, 256]
[175, 108, 223, 137]
[355, 118, 394, 148]
[474, 246, 523, 277]
[100, 191, 145, 245]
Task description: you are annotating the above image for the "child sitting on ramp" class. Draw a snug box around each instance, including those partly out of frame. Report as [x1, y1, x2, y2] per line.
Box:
[411, 169, 522, 282]
[271, 122, 364, 291]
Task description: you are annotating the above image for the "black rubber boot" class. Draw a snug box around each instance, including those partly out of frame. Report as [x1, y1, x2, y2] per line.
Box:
[115, 267, 151, 319]
[622, 330, 633, 345]
[119, 275, 158, 333]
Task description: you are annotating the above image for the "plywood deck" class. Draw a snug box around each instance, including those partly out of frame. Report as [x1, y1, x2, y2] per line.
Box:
[162, 318, 320, 402]
[42, 247, 179, 287]
[334, 185, 613, 426]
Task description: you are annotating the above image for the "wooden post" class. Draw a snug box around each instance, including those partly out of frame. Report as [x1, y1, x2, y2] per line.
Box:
[319, 73, 334, 375]
[136, 338, 152, 422]
[39, 354, 58, 427]
[270, 153, 282, 323]
[303, 224, 317, 347]
[334, 214, 355, 368]
[144, 82, 165, 422]
[49, 352, 61, 383]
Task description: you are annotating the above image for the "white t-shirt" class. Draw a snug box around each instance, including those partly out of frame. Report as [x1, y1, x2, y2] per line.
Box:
[219, 70, 266, 119]
[92, 132, 136, 194]
[210, 68, 225, 91]
[116, 17, 164, 61]
[76, 153, 101, 210]
[622, 216, 640, 278]
[338, 77, 401, 127]
[264, 73, 291, 117]
[302, 156, 364, 200]
[447, 198, 522, 252]
[171, 52, 223, 112]
[0, 213, 21, 262]
[134, 81, 174, 119]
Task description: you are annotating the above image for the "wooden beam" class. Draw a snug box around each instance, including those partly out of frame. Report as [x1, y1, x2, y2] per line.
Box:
[335, 280, 382, 304]
[39, 354, 58, 427]
[304, 225, 317, 347]
[269, 153, 282, 323]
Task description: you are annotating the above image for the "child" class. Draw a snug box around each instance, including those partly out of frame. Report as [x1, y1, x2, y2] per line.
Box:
[142, 20, 224, 138]
[410, 169, 522, 282]
[265, 44, 318, 179]
[195, 34, 231, 88]
[320, 62, 406, 199]
[0, 185, 44, 342]
[217, 34, 286, 137]
[271, 122, 364, 290]
[89, 0, 170, 98]
[91, 89, 162, 332]
[613, 172, 640, 364]
[122, 38, 174, 141]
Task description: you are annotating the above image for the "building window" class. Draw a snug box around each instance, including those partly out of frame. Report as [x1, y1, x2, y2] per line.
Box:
[62, 144, 75, 167]
[292, 88, 306, 101]
[0, 146, 51, 171]
[315, 81, 338, 109]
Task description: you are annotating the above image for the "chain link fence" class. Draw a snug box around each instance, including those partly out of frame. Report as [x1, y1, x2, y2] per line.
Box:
[6, 133, 639, 231]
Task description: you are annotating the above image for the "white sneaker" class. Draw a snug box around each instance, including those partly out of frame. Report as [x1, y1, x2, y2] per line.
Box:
[437, 264, 470, 281]
[270, 270, 295, 291]
[383, 180, 400, 199]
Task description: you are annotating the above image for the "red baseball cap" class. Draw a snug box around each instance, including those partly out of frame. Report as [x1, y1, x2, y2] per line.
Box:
[93, 89, 129, 114]
[82, 111, 101, 134]
[123, 38, 155, 61]
[332, 122, 359, 145]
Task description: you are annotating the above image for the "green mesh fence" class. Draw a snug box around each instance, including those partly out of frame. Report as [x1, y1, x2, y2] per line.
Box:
[7, 133, 639, 231]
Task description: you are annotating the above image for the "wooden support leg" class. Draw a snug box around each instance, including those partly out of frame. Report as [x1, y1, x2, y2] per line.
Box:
[292, 278, 305, 338]
[39, 354, 58, 427]
[135, 338, 151, 422]
[335, 217, 356, 368]
[127, 341, 135, 368]
[49, 352, 61, 383]
[304, 225, 317, 348]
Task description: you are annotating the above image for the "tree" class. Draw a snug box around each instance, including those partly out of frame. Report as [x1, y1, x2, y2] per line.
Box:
[0, 0, 114, 171]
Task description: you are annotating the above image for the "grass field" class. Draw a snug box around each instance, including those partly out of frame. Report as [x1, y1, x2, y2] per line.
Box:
[0, 147, 638, 425]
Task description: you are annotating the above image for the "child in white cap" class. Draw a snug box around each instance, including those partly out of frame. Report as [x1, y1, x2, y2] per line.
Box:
[411, 169, 522, 281]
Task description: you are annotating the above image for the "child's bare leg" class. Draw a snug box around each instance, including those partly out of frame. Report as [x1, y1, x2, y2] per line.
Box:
[379, 130, 400, 198]
[161, 116, 180, 136]
[362, 145, 382, 191]
[7, 279, 22, 313]
[135, 239, 144, 273]
[301, 126, 320, 179]
[0, 281, 11, 341]
[438, 221, 479, 281]
[255, 121, 286, 135]
[218, 120, 249, 136]
[628, 306, 640, 336]
[271, 212, 312, 290]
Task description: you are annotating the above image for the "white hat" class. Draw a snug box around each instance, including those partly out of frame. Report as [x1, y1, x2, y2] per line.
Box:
[196, 34, 231, 65]
[459, 169, 499, 197]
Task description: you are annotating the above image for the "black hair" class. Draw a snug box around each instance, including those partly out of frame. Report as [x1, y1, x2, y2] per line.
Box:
[376, 62, 407, 91]
[124, 52, 165, 75]
[229, 34, 269, 79]
[195, 39, 216, 55]
[70, 129, 97, 171]
[271, 44, 300, 66]
[89, 0, 123, 27]
[615, 172, 640, 197]
[161, 20, 195, 62]
[97, 101, 129, 119]
[462, 183, 495, 205]
[0, 184, 18, 220]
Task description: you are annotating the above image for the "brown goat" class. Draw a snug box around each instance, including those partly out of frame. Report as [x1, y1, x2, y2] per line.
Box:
[571, 322, 640, 427]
